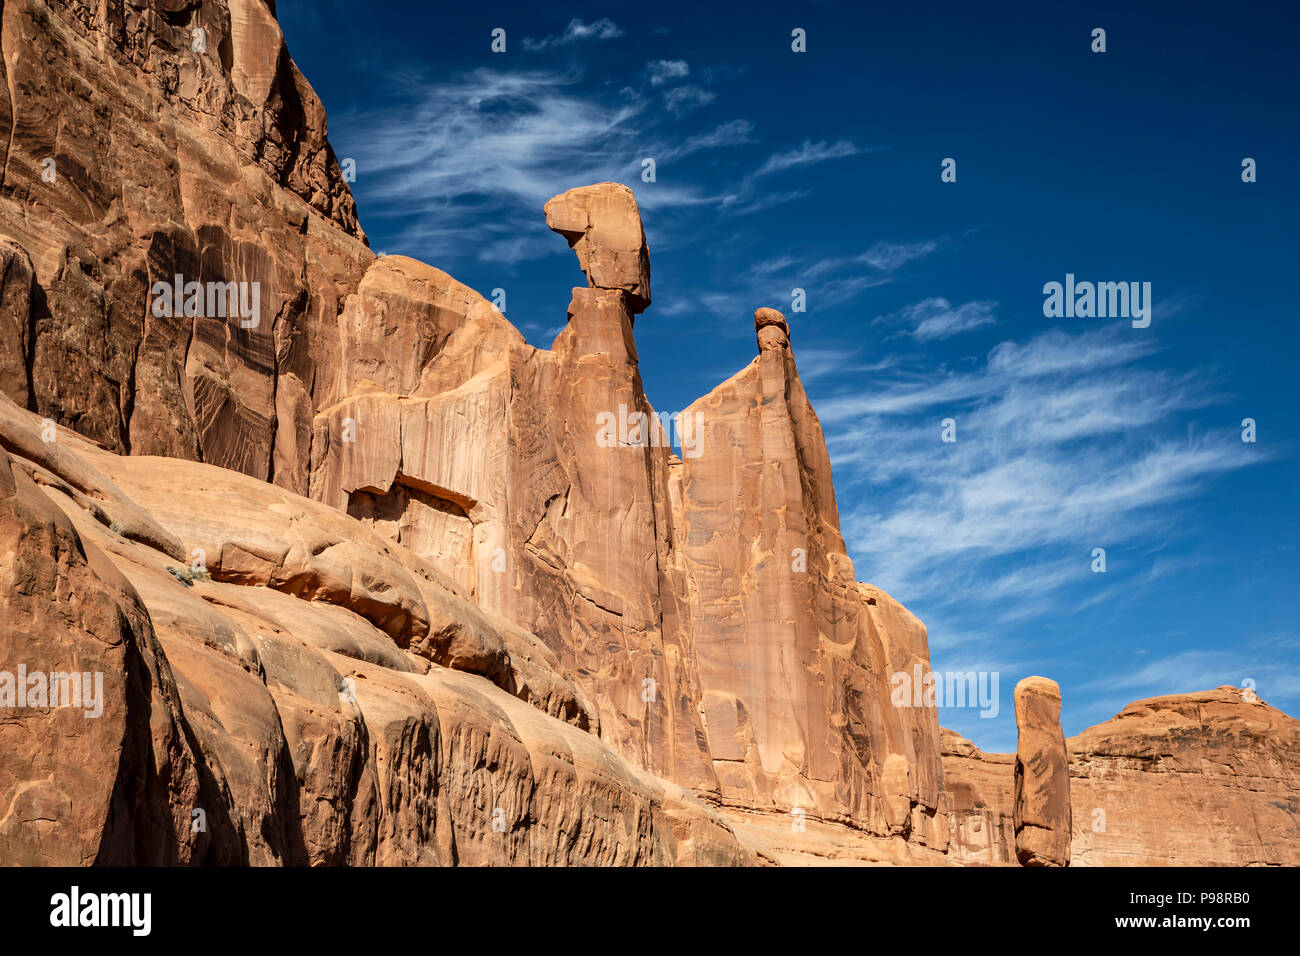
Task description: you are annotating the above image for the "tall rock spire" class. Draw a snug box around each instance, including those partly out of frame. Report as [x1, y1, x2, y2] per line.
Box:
[1013, 676, 1072, 866]
[674, 303, 947, 846]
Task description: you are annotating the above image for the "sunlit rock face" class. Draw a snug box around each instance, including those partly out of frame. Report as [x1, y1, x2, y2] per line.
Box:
[544, 182, 652, 313]
[673, 307, 944, 844]
[1, 0, 1295, 868]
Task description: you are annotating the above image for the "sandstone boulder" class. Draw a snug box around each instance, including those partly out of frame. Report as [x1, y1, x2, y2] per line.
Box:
[754, 306, 790, 350]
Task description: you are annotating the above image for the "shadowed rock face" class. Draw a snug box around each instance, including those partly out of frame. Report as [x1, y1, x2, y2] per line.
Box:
[1, 0, 1296, 867]
[0, 240, 34, 407]
[0, 0, 370, 490]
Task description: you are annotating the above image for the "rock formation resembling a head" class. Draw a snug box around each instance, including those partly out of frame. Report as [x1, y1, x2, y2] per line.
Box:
[544, 183, 651, 313]
[754, 307, 790, 351]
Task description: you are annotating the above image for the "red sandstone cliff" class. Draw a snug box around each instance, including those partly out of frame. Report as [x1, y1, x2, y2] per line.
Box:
[0, 0, 1294, 866]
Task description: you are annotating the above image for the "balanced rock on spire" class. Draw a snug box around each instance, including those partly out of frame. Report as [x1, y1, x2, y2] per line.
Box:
[544, 183, 652, 313]
[754, 307, 790, 351]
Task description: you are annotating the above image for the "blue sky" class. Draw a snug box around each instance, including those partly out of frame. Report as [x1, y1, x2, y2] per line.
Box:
[279, 0, 1299, 752]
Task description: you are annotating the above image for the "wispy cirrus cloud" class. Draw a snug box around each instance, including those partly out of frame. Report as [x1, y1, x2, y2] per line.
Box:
[338, 67, 737, 264]
[807, 321, 1278, 754]
[820, 326, 1255, 614]
[341, 69, 637, 214]
[522, 18, 624, 52]
[646, 58, 690, 85]
[656, 119, 756, 161]
[754, 139, 862, 177]
[875, 297, 998, 341]
[663, 85, 716, 115]
[337, 62, 860, 268]
[718, 188, 811, 217]
[711, 138, 868, 216]
[791, 348, 898, 382]
[802, 239, 940, 282]
[859, 240, 938, 272]
[664, 236, 941, 320]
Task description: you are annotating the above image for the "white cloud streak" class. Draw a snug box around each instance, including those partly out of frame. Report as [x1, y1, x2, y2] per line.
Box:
[754, 139, 861, 177]
[875, 297, 998, 341]
[824, 326, 1254, 615]
[522, 18, 624, 52]
[337, 66, 859, 267]
[646, 59, 690, 85]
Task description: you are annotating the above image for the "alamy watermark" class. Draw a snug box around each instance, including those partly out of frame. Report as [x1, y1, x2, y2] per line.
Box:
[49, 886, 150, 936]
[1042, 274, 1151, 328]
[595, 403, 703, 459]
[0, 665, 104, 718]
[891, 664, 999, 718]
[150, 275, 261, 329]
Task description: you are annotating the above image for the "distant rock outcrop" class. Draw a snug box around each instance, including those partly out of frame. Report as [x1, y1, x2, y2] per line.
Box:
[1068, 687, 1300, 866]
[944, 686, 1300, 866]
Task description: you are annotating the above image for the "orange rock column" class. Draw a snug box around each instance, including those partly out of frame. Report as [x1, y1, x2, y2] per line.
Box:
[1013, 676, 1072, 866]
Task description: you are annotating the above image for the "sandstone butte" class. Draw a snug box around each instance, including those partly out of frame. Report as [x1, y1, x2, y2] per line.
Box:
[0, 0, 1296, 867]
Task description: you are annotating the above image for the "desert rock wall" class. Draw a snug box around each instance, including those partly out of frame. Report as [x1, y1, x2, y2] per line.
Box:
[1, 0, 1295, 867]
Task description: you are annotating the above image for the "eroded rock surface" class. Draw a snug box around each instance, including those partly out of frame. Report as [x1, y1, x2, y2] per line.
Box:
[0, 0, 369, 492]
[940, 728, 1017, 866]
[674, 310, 944, 845]
[0, 397, 749, 865]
